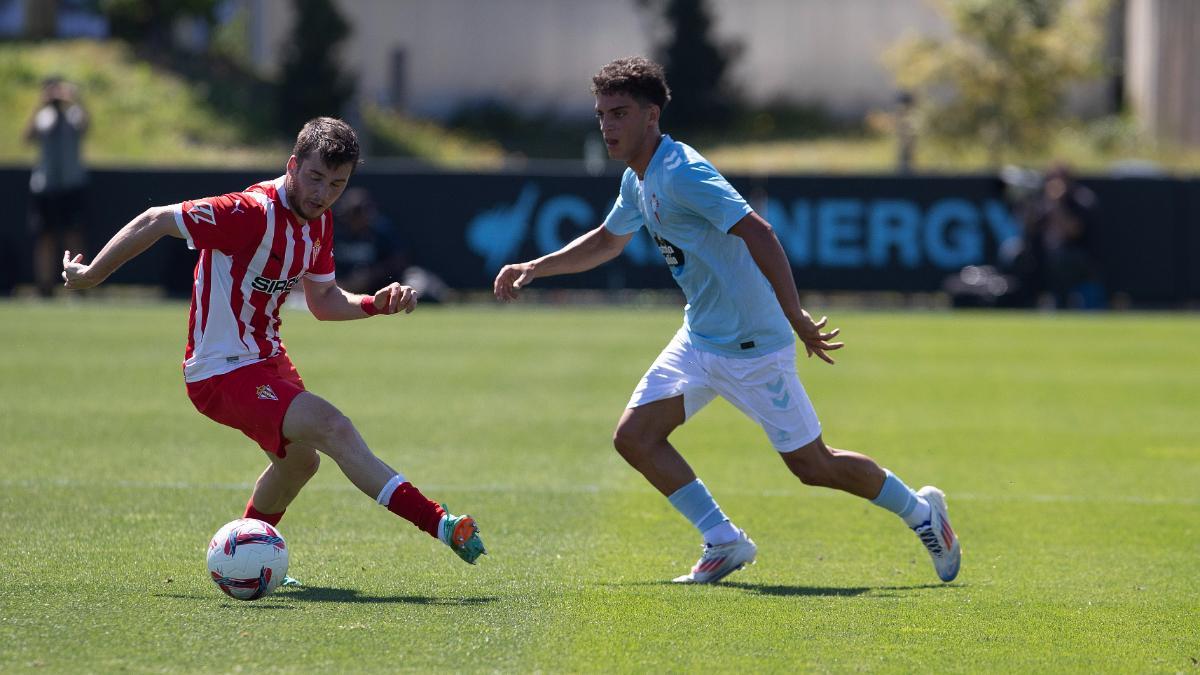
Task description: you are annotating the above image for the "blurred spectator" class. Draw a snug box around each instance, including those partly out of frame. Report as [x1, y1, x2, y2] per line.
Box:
[332, 188, 451, 302]
[1014, 163, 1104, 309]
[333, 187, 409, 294]
[25, 76, 89, 297]
[894, 90, 916, 175]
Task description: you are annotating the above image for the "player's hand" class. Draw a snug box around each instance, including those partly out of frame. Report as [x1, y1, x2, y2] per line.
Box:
[493, 262, 535, 302]
[794, 309, 844, 365]
[61, 250, 97, 290]
[373, 283, 418, 315]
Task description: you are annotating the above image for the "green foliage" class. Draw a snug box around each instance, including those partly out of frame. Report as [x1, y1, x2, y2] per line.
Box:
[277, 0, 355, 134]
[0, 40, 284, 167]
[362, 104, 505, 169]
[887, 0, 1111, 166]
[640, 0, 743, 134]
[1, 302, 1198, 671]
[442, 99, 599, 160]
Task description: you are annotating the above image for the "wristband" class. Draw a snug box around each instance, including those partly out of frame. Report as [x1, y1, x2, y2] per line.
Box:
[360, 295, 380, 316]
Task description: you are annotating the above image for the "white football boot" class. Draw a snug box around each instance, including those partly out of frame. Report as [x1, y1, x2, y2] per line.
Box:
[672, 529, 757, 584]
[913, 486, 961, 582]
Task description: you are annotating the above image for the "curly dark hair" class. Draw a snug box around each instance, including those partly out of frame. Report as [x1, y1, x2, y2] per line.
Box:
[591, 56, 671, 112]
[292, 117, 361, 170]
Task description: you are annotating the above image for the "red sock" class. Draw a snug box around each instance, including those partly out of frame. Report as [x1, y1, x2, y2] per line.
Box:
[244, 498, 285, 526]
[386, 482, 446, 538]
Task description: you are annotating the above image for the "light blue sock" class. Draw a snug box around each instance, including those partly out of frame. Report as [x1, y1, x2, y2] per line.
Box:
[667, 479, 736, 545]
[871, 469, 930, 528]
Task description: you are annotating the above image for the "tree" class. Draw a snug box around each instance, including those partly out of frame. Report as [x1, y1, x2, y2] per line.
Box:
[100, 0, 220, 49]
[887, 0, 1111, 166]
[277, 0, 355, 134]
[639, 0, 742, 134]
[25, 0, 57, 39]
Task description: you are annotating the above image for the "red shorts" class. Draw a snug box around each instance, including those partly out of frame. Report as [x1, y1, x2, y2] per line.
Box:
[186, 353, 306, 457]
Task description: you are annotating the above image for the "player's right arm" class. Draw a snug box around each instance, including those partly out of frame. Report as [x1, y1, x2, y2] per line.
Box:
[493, 225, 632, 301]
[61, 206, 182, 290]
[494, 171, 642, 302]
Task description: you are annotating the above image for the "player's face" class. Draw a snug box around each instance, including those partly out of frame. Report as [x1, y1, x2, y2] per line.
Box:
[285, 153, 354, 221]
[595, 92, 659, 163]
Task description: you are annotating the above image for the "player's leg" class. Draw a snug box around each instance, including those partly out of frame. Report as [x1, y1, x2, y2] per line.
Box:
[616, 332, 756, 583]
[780, 435, 890, 498]
[612, 396, 693, 496]
[705, 344, 924, 514]
[614, 398, 756, 584]
[242, 443, 322, 525]
[281, 390, 485, 563]
[782, 437, 960, 581]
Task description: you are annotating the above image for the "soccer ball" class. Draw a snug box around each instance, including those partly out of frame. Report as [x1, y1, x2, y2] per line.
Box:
[206, 518, 289, 601]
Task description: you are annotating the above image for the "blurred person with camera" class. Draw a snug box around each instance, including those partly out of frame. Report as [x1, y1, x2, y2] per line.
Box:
[1020, 163, 1103, 309]
[25, 76, 89, 298]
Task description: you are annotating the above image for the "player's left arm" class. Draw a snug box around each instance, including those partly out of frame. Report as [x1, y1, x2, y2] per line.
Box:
[301, 277, 416, 321]
[62, 205, 182, 290]
[729, 212, 844, 364]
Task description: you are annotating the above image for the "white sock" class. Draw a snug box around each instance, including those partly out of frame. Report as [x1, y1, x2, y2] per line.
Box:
[701, 520, 740, 546]
[871, 470, 932, 528]
[374, 473, 406, 506]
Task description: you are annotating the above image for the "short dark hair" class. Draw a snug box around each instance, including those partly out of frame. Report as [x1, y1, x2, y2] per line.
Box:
[292, 117, 360, 170]
[591, 56, 671, 112]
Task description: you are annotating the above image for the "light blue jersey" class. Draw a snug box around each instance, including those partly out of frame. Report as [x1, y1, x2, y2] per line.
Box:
[603, 135, 793, 358]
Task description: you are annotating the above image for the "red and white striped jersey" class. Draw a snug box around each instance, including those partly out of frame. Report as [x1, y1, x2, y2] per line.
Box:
[172, 176, 335, 383]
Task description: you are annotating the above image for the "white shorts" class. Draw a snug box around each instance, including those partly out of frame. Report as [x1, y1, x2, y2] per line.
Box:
[627, 328, 822, 452]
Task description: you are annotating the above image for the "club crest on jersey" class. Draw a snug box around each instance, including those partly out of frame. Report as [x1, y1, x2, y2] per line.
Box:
[312, 239, 322, 257]
[187, 201, 217, 227]
[251, 274, 302, 294]
[256, 384, 278, 401]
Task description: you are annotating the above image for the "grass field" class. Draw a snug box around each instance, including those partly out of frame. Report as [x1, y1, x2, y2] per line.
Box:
[1, 300, 1197, 672]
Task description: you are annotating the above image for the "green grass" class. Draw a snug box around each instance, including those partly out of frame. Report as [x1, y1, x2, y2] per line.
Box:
[1, 301, 1197, 672]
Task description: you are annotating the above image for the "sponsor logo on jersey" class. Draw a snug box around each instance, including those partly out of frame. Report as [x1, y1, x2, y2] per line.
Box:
[187, 201, 217, 227]
[653, 232, 685, 269]
[251, 274, 302, 294]
[230, 199, 245, 214]
[255, 384, 278, 401]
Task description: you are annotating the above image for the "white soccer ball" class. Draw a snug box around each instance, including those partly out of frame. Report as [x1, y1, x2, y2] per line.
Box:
[206, 518, 289, 601]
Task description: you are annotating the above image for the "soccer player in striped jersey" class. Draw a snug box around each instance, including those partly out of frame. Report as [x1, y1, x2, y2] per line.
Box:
[61, 117, 485, 567]
[494, 58, 959, 584]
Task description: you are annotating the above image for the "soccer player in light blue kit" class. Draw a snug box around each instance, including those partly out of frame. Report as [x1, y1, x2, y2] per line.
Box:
[494, 57, 960, 584]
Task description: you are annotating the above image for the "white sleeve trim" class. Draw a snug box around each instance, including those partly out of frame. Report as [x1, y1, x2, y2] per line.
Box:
[306, 271, 335, 283]
[172, 204, 196, 250]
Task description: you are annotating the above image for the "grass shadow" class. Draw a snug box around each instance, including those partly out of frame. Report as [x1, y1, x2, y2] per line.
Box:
[721, 581, 955, 597]
[277, 585, 499, 605]
[154, 586, 499, 606]
[599, 580, 956, 597]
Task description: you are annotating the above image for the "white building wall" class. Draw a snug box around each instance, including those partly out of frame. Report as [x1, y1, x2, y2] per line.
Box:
[245, 0, 1110, 121]
[1125, 0, 1200, 144]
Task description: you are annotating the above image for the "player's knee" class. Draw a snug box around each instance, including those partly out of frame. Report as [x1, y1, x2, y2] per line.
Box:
[295, 451, 320, 479]
[314, 410, 357, 455]
[612, 426, 651, 462]
[784, 443, 834, 487]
